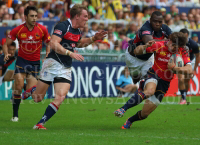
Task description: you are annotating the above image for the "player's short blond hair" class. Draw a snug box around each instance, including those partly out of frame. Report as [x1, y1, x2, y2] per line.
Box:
[70, 4, 88, 19]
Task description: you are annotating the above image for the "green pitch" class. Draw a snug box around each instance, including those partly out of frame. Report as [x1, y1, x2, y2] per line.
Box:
[0, 96, 200, 145]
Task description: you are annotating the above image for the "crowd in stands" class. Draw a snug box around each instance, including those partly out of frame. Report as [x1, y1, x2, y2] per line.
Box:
[0, 0, 199, 51]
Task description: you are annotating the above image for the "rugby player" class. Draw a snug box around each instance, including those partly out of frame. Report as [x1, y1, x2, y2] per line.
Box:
[178, 29, 199, 104]
[126, 11, 172, 84]
[22, 4, 107, 129]
[114, 32, 193, 129]
[3, 6, 50, 122]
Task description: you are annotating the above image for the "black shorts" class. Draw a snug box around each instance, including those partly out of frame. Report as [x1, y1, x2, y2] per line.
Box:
[39, 77, 71, 85]
[145, 68, 170, 102]
[14, 56, 40, 78]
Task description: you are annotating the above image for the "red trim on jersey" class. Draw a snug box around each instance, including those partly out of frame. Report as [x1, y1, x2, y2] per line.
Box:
[63, 32, 81, 42]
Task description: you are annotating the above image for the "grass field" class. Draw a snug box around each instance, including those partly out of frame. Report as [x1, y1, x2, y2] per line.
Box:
[0, 96, 200, 145]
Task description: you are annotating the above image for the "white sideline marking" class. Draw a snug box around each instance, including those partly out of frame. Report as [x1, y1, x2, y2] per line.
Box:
[78, 133, 200, 141]
[116, 102, 200, 105]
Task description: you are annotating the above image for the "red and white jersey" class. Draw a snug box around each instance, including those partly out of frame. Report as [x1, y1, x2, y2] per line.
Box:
[8, 23, 50, 61]
[146, 41, 191, 82]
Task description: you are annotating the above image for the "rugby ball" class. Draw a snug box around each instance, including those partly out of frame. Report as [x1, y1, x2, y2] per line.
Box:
[169, 54, 184, 67]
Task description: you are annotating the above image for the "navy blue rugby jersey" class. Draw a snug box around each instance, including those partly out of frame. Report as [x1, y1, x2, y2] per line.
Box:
[186, 38, 199, 61]
[47, 19, 81, 67]
[128, 21, 172, 60]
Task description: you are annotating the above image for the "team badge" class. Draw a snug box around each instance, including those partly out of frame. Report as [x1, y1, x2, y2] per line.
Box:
[35, 33, 40, 39]
[142, 31, 151, 35]
[160, 51, 166, 56]
[21, 33, 27, 38]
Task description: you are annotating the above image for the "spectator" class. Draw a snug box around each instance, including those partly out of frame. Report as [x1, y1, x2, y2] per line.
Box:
[164, 14, 172, 23]
[123, 8, 131, 22]
[37, 8, 44, 20]
[174, 0, 186, 7]
[118, 10, 124, 20]
[91, 0, 102, 17]
[87, 22, 98, 37]
[185, 0, 195, 7]
[132, 5, 142, 26]
[17, 5, 24, 17]
[82, 23, 89, 38]
[116, 67, 137, 98]
[174, 14, 183, 26]
[195, 14, 200, 29]
[142, 7, 150, 24]
[160, 7, 166, 17]
[157, 0, 169, 6]
[98, 39, 110, 50]
[126, 22, 137, 39]
[119, 30, 130, 50]
[42, 2, 51, 18]
[188, 13, 194, 23]
[82, 0, 96, 16]
[169, 4, 177, 17]
[104, 0, 123, 21]
[53, 9, 62, 21]
[114, 40, 121, 52]
[190, 21, 197, 30]
[180, 12, 190, 28]
[192, 34, 199, 43]
[8, 7, 15, 20]
[2, 13, 10, 20]
[107, 32, 115, 50]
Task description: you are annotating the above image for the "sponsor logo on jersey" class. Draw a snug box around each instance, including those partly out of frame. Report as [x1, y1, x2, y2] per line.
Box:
[54, 29, 62, 35]
[21, 33, 27, 38]
[158, 57, 169, 62]
[160, 51, 166, 56]
[142, 31, 151, 35]
[48, 36, 51, 40]
[35, 33, 40, 39]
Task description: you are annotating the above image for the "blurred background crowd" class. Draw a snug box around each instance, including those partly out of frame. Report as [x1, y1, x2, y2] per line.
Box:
[0, 0, 200, 51]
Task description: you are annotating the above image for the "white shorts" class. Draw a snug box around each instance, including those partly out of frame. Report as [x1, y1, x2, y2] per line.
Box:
[0, 69, 8, 85]
[40, 58, 72, 83]
[125, 49, 154, 77]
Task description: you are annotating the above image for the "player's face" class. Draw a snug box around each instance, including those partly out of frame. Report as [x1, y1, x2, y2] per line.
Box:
[26, 10, 38, 26]
[150, 15, 163, 32]
[78, 9, 88, 28]
[8, 46, 16, 57]
[167, 40, 178, 53]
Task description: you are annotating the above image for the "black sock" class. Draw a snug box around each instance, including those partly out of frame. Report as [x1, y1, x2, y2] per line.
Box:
[121, 90, 147, 111]
[128, 110, 146, 123]
[23, 83, 27, 91]
[38, 102, 58, 125]
[13, 94, 21, 117]
[180, 90, 187, 100]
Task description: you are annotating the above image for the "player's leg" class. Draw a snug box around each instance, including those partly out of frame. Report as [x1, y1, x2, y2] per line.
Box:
[12, 73, 26, 121]
[178, 74, 187, 104]
[114, 78, 157, 117]
[122, 99, 158, 129]
[33, 81, 70, 129]
[2, 70, 15, 82]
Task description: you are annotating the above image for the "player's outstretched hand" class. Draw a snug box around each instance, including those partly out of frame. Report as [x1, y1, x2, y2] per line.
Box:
[4, 53, 11, 62]
[70, 53, 84, 61]
[146, 40, 155, 47]
[93, 30, 108, 41]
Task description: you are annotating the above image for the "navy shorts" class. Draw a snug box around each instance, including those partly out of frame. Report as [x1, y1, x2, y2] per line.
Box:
[14, 56, 40, 78]
[145, 68, 170, 102]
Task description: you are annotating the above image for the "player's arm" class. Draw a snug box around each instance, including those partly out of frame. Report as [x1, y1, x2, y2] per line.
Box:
[50, 35, 84, 61]
[168, 50, 193, 75]
[43, 28, 51, 58]
[77, 30, 108, 48]
[3, 38, 14, 61]
[134, 40, 156, 55]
